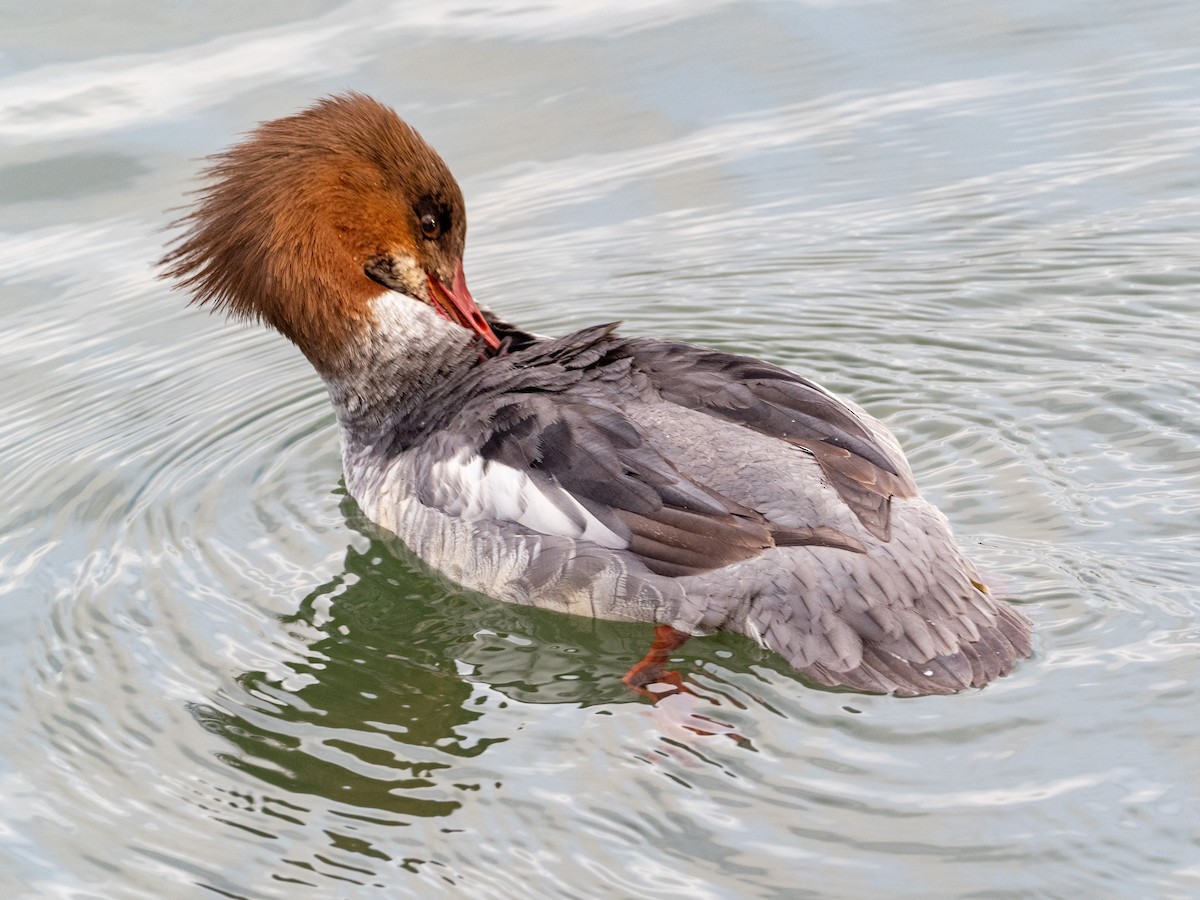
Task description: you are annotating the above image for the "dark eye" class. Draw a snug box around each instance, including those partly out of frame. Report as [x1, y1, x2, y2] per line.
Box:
[419, 213, 440, 239]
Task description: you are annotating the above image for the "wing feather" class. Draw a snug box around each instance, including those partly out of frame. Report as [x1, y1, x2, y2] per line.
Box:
[397, 325, 892, 577]
[628, 339, 918, 537]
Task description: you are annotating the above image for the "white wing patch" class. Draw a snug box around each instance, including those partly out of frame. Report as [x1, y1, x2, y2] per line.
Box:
[427, 451, 627, 549]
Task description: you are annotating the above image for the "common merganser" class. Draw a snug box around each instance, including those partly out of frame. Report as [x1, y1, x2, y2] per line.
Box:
[162, 93, 1031, 697]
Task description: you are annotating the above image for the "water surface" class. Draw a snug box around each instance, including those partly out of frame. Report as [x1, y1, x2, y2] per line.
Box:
[2, 1, 1199, 896]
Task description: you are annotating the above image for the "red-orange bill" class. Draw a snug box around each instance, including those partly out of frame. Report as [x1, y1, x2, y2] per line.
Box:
[426, 262, 501, 351]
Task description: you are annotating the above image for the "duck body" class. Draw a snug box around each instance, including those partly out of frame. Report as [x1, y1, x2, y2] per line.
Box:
[327, 293, 1028, 696]
[163, 93, 1031, 697]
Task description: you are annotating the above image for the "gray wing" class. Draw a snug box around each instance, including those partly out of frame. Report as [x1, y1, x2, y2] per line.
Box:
[627, 339, 917, 540]
[406, 326, 863, 578]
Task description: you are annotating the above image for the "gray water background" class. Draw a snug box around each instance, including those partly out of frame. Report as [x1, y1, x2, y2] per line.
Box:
[2, 1, 1199, 896]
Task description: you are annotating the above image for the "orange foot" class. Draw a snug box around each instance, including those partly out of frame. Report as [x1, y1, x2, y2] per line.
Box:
[621, 625, 693, 699]
[622, 625, 750, 745]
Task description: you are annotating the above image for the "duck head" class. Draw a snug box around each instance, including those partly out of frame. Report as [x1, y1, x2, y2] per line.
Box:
[161, 92, 500, 374]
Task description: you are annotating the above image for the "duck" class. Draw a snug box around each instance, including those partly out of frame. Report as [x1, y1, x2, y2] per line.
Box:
[161, 93, 1031, 698]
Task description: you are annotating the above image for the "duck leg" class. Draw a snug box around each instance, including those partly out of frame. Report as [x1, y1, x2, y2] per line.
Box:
[622, 625, 692, 698]
[623, 625, 751, 745]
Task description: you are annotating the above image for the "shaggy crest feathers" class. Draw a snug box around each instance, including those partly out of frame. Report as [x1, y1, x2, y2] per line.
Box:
[159, 93, 467, 370]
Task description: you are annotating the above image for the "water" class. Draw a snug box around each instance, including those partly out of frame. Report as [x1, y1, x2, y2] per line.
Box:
[2, 1, 1199, 896]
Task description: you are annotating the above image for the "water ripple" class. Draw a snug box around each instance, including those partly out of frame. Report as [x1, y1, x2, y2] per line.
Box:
[3, 3, 1200, 896]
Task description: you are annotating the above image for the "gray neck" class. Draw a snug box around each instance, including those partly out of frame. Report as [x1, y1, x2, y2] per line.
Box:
[319, 293, 477, 445]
